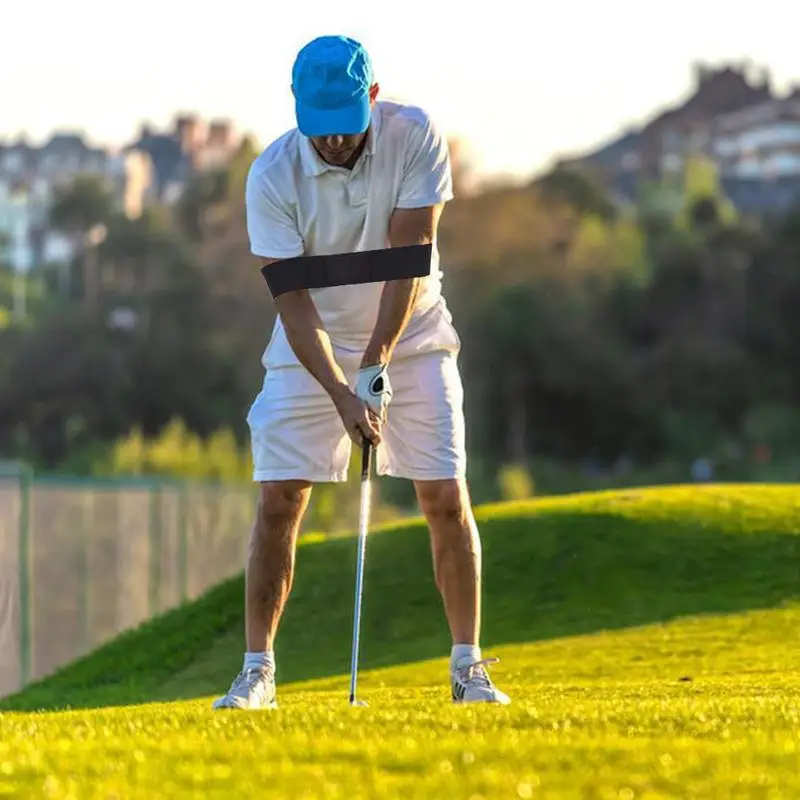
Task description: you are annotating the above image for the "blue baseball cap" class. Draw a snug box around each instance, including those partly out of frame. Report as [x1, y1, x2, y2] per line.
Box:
[291, 36, 374, 137]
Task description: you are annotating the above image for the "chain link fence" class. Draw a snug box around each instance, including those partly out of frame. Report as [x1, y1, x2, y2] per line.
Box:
[0, 463, 258, 699]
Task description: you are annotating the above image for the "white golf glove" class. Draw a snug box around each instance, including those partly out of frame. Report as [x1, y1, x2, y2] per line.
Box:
[355, 364, 393, 416]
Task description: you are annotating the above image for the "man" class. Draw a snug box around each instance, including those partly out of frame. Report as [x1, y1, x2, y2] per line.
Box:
[213, 34, 510, 709]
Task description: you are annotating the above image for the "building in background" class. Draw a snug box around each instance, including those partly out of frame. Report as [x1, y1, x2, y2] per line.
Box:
[0, 177, 52, 274]
[712, 94, 800, 179]
[0, 131, 153, 273]
[107, 149, 156, 219]
[199, 119, 238, 170]
[0, 114, 243, 275]
[126, 113, 241, 203]
[560, 62, 800, 216]
[30, 133, 109, 185]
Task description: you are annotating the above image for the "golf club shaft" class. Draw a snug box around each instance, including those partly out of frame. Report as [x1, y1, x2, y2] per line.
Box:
[349, 439, 373, 704]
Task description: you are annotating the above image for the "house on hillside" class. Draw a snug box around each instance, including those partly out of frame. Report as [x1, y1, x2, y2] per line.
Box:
[125, 121, 191, 205]
[0, 137, 36, 180]
[126, 114, 240, 203]
[0, 113, 245, 274]
[34, 133, 109, 185]
[562, 62, 800, 215]
[712, 95, 800, 178]
[637, 62, 773, 178]
[0, 132, 158, 272]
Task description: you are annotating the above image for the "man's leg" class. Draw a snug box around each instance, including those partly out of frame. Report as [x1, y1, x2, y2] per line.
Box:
[413, 477, 480, 646]
[245, 480, 312, 653]
[213, 363, 351, 710]
[378, 350, 510, 703]
[213, 480, 313, 710]
[414, 477, 508, 702]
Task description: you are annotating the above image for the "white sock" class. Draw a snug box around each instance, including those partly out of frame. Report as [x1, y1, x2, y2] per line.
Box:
[451, 644, 481, 670]
[243, 650, 274, 673]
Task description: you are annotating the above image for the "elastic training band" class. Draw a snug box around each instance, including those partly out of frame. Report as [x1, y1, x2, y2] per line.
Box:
[261, 243, 432, 298]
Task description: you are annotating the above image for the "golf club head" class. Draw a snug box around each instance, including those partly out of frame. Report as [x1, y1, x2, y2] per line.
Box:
[350, 698, 369, 707]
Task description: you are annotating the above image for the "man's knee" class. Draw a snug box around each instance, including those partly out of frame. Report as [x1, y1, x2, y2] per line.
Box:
[415, 478, 470, 524]
[255, 480, 311, 538]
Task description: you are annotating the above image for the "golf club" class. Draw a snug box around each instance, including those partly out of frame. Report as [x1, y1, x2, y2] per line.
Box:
[349, 436, 374, 707]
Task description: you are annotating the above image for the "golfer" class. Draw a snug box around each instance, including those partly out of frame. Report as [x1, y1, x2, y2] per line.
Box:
[214, 34, 510, 708]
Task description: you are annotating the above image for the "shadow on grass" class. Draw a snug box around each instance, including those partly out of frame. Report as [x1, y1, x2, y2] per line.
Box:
[2, 492, 799, 711]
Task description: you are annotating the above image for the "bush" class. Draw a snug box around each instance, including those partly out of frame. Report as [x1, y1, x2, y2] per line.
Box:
[101, 418, 252, 484]
[99, 420, 408, 535]
[497, 463, 535, 501]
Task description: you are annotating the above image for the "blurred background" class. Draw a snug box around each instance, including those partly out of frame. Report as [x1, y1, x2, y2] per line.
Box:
[1, 0, 799, 695]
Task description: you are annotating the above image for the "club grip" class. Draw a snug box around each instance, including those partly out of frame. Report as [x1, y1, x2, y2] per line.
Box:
[361, 439, 373, 480]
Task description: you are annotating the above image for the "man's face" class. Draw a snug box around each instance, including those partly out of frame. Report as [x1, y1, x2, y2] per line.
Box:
[307, 83, 380, 168]
[309, 132, 367, 167]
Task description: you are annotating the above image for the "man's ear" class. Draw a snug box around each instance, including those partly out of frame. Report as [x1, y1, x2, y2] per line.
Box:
[369, 82, 380, 103]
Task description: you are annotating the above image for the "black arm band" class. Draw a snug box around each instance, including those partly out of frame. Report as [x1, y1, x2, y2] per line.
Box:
[261, 243, 432, 299]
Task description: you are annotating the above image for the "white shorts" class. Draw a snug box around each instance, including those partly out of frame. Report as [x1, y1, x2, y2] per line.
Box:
[246, 350, 466, 483]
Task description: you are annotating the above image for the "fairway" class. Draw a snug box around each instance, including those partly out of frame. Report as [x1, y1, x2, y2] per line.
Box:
[1, 485, 799, 798]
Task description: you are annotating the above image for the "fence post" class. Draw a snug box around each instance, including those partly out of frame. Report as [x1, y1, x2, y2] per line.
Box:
[148, 484, 162, 617]
[17, 463, 32, 688]
[77, 491, 91, 655]
[177, 482, 189, 604]
[178, 482, 189, 603]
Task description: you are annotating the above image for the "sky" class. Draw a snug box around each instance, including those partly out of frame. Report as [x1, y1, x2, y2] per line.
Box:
[2, 0, 798, 182]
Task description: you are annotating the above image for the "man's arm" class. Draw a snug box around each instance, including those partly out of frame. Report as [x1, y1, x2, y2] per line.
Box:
[246, 167, 352, 402]
[263, 257, 350, 402]
[360, 110, 452, 369]
[360, 203, 444, 368]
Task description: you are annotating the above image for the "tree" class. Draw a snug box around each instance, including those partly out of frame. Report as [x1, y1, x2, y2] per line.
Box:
[174, 134, 259, 242]
[49, 175, 115, 307]
[174, 169, 228, 241]
[535, 166, 617, 223]
[681, 155, 737, 228]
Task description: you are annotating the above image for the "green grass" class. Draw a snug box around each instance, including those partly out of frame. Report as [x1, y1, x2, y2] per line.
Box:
[1, 484, 799, 798]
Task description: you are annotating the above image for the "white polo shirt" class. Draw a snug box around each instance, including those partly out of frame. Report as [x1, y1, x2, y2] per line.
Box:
[245, 99, 460, 370]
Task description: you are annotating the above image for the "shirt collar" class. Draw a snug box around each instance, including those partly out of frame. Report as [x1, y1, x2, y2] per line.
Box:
[299, 104, 381, 177]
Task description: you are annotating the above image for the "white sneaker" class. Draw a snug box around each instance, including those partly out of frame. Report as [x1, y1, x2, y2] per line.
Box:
[451, 657, 511, 705]
[212, 666, 278, 710]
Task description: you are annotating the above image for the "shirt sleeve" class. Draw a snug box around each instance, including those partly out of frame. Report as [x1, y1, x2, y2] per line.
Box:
[395, 115, 454, 210]
[245, 166, 305, 259]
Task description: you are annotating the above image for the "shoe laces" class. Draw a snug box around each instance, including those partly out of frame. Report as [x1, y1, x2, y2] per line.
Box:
[456, 657, 499, 687]
[231, 666, 273, 694]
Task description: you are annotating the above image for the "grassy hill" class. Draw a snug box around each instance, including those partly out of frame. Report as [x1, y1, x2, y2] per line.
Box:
[0, 484, 799, 797]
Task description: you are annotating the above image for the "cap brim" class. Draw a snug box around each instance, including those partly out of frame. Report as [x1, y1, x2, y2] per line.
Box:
[295, 96, 371, 137]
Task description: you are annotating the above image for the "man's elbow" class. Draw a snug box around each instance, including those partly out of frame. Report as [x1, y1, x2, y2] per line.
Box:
[274, 289, 308, 315]
[405, 220, 436, 246]
[389, 204, 443, 247]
